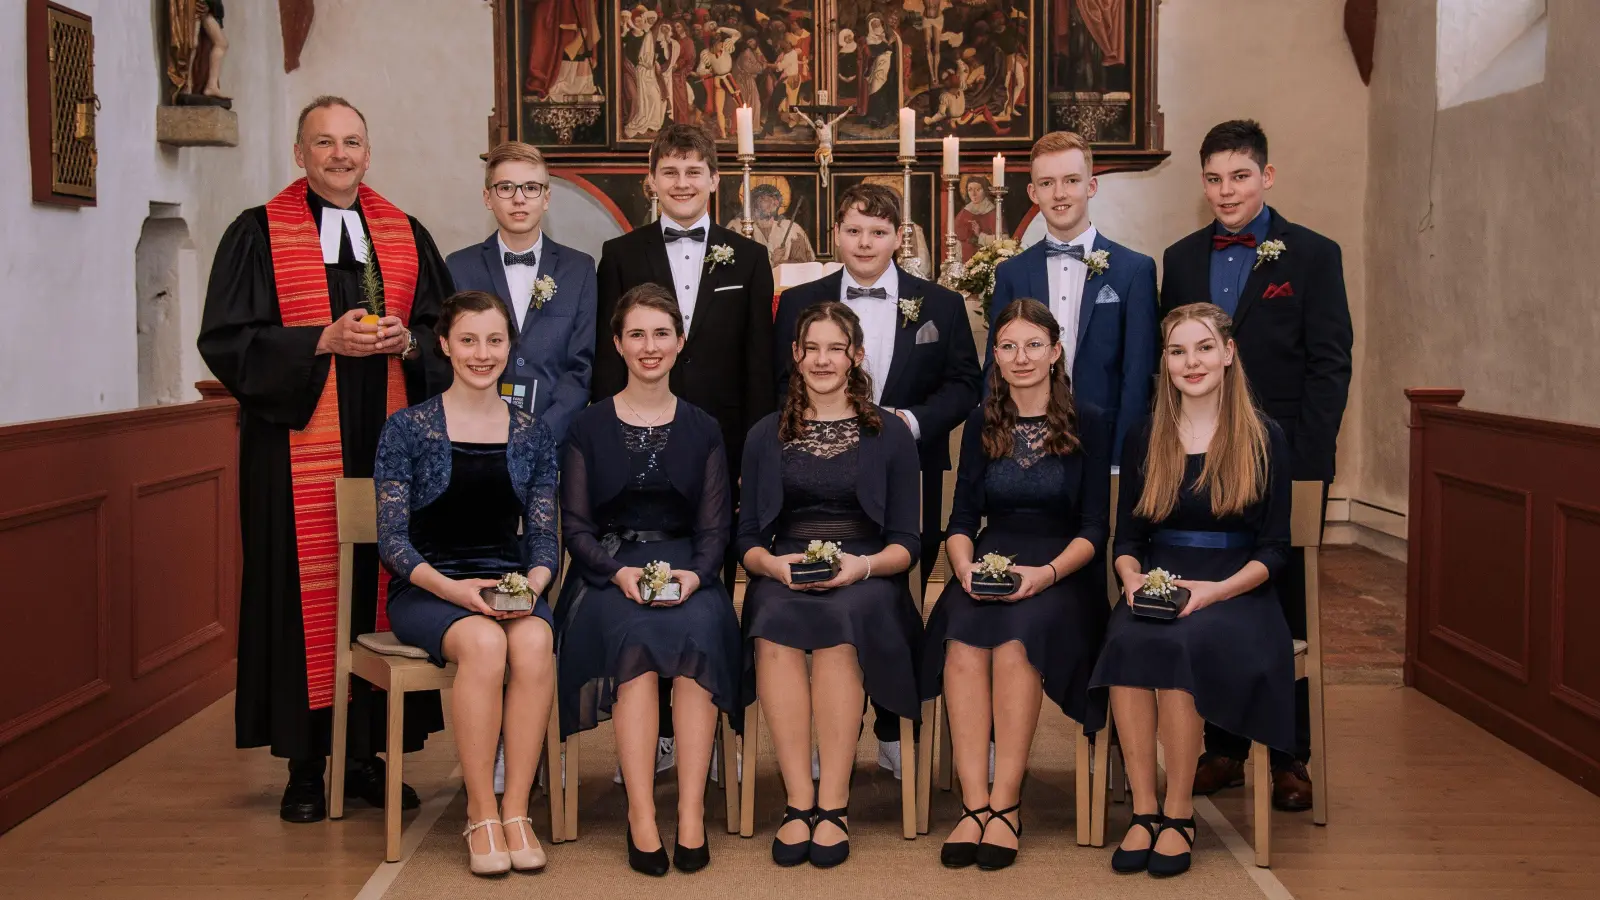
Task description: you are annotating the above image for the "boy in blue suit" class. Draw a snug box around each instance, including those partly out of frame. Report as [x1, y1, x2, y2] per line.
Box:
[988, 131, 1158, 460]
[446, 141, 596, 444]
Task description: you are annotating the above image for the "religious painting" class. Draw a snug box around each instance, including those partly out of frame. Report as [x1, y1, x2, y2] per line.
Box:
[509, 0, 609, 146]
[564, 167, 657, 228]
[1045, 0, 1153, 146]
[833, 0, 1034, 146]
[827, 170, 937, 278]
[718, 170, 824, 263]
[612, 1, 820, 146]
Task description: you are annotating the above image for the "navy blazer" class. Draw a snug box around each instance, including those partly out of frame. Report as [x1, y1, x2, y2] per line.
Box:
[773, 265, 981, 472]
[988, 232, 1158, 461]
[446, 233, 597, 443]
[1159, 208, 1353, 483]
[735, 409, 922, 562]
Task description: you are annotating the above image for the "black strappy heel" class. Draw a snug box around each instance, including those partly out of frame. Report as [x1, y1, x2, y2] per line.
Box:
[1111, 812, 1164, 874]
[974, 801, 1022, 870]
[771, 805, 815, 867]
[808, 806, 851, 868]
[1147, 815, 1196, 878]
[940, 804, 991, 868]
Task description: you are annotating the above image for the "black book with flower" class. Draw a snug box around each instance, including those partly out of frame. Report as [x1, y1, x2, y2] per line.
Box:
[1130, 567, 1190, 621]
[790, 539, 841, 585]
[970, 551, 1020, 598]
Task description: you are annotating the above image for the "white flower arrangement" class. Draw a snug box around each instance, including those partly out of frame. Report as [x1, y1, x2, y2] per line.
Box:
[531, 274, 557, 309]
[1253, 239, 1286, 270]
[495, 571, 533, 598]
[1085, 248, 1111, 277]
[708, 243, 736, 268]
[952, 237, 1023, 320]
[976, 552, 1015, 579]
[897, 296, 923, 326]
[639, 560, 673, 603]
[803, 540, 843, 565]
[1140, 567, 1181, 598]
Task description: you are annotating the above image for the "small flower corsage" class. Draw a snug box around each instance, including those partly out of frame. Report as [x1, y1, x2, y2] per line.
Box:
[639, 560, 677, 604]
[970, 552, 1020, 597]
[708, 243, 736, 268]
[898, 296, 923, 326]
[1085, 249, 1111, 277]
[804, 540, 843, 565]
[1253, 239, 1286, 270]
[531, 274, 557, 309]
[484, 571, 534, 612]
[1140, 568, 1179, 598]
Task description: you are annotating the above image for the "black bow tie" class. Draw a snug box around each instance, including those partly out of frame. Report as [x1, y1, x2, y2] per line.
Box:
[846, 286, 888, 300]
[664, 226, 706, 243]
[503, 249, 538, 267]
[1045, 241, 1085, 260]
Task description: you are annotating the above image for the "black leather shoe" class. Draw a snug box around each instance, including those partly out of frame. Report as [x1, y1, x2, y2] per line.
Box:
[808, 806, 850, 868]
[940, 804, 989, 868]
[344, 757, 421, 810]
[1110, 812, 1163, 873]
[975, 802, 1021, 871]
[627, 826, 670, 876]
[1147, 816, 1196, 878]
[279, 775, 327, 823]
[672, 838, 710, 873]
[770, 805, 814, 867]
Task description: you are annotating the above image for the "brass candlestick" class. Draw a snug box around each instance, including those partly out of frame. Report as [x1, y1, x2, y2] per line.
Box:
[939, 173, 963, 289]
[990, 185, 1009, 241]
[738, 153, 756, 240]
[897, 155, 919, 277]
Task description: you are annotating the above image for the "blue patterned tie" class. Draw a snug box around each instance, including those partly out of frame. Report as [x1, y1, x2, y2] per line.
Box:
[503, 249, 538, 266]
[1045, 241, 1085, 261]
[846, 286, 888, 299]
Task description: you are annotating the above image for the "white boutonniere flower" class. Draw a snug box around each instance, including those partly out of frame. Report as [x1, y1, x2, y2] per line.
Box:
[531, 274, 557, 309]
[1085, 249, 1111, 278]
[708, 244, 735, 268]
[898, 296, 923, 326]
[1253, 239, 1286, 270]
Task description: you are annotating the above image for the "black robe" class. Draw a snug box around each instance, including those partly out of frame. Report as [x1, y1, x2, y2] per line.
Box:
[198, 189, 454, 761]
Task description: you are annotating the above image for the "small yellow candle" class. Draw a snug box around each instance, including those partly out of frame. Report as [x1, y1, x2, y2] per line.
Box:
[899, 108, 916, 158]
[735, 106, 754, 155]
[942, 135, 960, 176]
[993, 154, 1006, 186]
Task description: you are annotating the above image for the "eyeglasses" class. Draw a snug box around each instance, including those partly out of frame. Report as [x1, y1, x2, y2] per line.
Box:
[994, 339, 1052, 360]
[491, 181, 549, 200]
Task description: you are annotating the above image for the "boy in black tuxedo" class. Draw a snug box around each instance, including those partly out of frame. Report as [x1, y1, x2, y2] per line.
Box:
[1160, 119, 1353, 811]
[774, 183, 982, 776]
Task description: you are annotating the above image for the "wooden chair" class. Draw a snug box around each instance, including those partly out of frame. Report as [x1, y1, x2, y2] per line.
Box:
[1247, 479, 1330, 867]
[327, 477, 565, 861]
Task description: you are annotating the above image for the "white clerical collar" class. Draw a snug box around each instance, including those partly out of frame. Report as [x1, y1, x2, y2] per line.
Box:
[319, 206, 368, 265]
[843, 264, 898, 298]
[1046, 223, 1098, 252]
[498, 231, 544, 262]
[660, 210, 712, 236]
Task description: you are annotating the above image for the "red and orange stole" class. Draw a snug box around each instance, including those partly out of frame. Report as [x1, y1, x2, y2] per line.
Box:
[266, 177, 417, 710]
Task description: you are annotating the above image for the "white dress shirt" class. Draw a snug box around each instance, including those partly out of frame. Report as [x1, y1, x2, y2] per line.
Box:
[840, 266, 920, 438]
[498, 231, 545, 328]
[1044, 223, 1097, 373]
[662, 212, 711, 334]
[319, 207, 368, 265]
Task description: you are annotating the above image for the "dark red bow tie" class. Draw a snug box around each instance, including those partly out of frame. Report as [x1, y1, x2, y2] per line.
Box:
[1212, 232, 1258, 250]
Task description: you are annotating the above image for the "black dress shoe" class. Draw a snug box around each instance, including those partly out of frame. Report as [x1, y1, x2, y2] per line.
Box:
[627, 826, 670, 876]
[940, 804, 989, 868]
[672, 837, 710, 873]
[770, 805, 814, 867]
[1147, 816, 1196, 878]
[280, 776, 327, 823]
[1110, 812, 1163, 874]
[344, 758, 421, 810]
[975, 802, 1021, 871]
[808, 806, 850, 868]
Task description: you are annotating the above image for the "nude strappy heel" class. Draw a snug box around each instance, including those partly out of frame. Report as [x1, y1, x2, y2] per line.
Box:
[463, 818, 511, 876]
[502, 815, 547, 871]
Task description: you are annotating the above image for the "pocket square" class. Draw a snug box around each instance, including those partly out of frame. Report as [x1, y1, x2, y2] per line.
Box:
[1263, 282, 1294, 299]
[915, 320, 940, 344]
[1094, 284, 1121, 305]
[713, 284, 742, 293]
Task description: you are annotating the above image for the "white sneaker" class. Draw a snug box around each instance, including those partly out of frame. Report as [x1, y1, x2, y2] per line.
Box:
[493, 738, 507, 794]
[537, 749, 569, 791]
[878, 739, 903, 781]
[614, 736, 677, 784]
[710, 742, 745, 783]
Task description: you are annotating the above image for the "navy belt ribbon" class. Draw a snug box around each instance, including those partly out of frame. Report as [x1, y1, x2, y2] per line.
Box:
[612, 528, 685, 543]
[1151, 529, 1254, 550]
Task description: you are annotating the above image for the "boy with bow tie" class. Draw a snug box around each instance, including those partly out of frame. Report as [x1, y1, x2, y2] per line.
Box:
[1160, 118, 1353, 814]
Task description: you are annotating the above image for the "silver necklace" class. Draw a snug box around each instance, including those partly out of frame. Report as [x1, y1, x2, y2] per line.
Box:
[617, 394, 671, 428]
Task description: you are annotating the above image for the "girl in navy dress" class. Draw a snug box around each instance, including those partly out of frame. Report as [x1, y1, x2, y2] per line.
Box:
[1091, 302, 1293, 878]
[375, 290, 559, 876]
[739, 301, 922, 868]
[922, 298, 1112, 870]
[553, 284, 741, 876]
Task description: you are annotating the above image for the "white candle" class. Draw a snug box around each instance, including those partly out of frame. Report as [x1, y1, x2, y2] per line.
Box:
[736, 106, 754, 155]
[942, 135, 960, 176]
[817, 89, 829, 105]
[899, 108, 916, 158]
[993, 154, 1006, 186]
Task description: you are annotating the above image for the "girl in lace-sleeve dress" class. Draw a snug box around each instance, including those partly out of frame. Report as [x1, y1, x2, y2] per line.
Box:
[738, 301, 923, 869]
[921, 299, 1112, 870]
[373, 290, 559, 876]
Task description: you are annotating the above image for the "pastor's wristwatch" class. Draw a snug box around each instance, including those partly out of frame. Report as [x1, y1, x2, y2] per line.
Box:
[401, 329, 419, 360]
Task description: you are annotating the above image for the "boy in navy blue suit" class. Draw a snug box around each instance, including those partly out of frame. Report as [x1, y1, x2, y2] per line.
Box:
[988, 131, 1158, 461]
[446, 141, 596, 444]
[1161, 119, 1353, 813]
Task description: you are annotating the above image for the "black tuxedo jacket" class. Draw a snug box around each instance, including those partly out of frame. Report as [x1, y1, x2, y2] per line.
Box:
[593, 221, 775, 473]
[773, 266, 981, 471]
[1160, 207, 1353, 483]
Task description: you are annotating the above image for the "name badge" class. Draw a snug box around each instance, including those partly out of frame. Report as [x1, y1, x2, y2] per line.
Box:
[499, 376, 538, 412]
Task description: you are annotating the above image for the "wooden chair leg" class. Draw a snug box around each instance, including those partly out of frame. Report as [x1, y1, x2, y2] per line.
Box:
[915, 699, 935, 835]
[1074, 722, 1090, 846]
[563, 735, 579, 842]
[329, 666, 351, 820]
[1252, 742, 1272, 867]
[1090, 722, 1111, 847]
[1310, 674, 1328, 826]
[385, 684, 405, 863]
[937, 700, 953, 791]
[739, 701, 760, 838]
[722, 713, 740, 834]
[898, 716, 916, 839]
[545, 697, 565, 843]
[1111, 744, 1126, 805]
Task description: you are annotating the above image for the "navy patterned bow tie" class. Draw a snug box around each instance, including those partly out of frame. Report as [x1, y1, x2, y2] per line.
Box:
[503, 249, 538, 266]
[1045, 241, 1085, 260]
[846, 286, 888, 300]
[664, 226, 706, 243]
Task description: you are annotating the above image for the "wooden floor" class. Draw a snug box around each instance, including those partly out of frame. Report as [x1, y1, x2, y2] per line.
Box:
[2, 547, 1597, 899]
